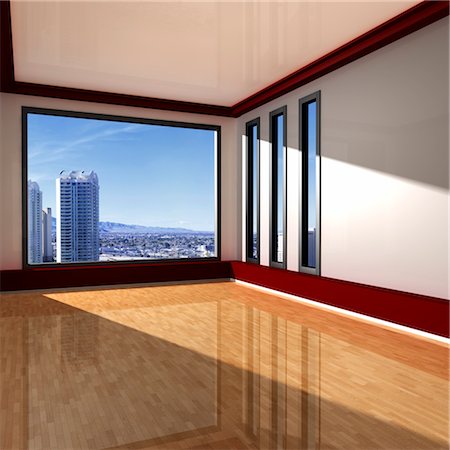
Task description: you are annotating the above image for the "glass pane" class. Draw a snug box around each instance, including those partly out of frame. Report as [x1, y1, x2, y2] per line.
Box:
[252, 125, 258, 259]
[276, 114, 284, 263]
[27, 113, 217, 264]
[306, 101, 317, 268]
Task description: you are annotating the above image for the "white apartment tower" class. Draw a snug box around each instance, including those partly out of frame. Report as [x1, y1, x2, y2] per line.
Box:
[42, 207, 53, 262]
[28, 180, 43, 264]
[56, 171, 100, 263]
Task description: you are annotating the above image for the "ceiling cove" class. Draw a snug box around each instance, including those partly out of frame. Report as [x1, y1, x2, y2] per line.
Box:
[1, 1, 448, 117]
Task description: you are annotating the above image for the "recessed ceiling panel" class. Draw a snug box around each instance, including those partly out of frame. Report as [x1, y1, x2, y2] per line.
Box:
[11, 1, 420, 106]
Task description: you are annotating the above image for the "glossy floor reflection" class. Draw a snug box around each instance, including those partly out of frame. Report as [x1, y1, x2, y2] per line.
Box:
[0, 281, 448, 450]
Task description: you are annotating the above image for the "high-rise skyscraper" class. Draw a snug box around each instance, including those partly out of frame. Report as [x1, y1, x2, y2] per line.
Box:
[42, 207, 53, 262]
[56, 171, 100, 263]
[308, 228, 316, 268]
[28, 180, 43, 264]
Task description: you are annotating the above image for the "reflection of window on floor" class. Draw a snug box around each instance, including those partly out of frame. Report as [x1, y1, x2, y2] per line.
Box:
[242, 307, 320, 448]
[61, 313, 99, 364]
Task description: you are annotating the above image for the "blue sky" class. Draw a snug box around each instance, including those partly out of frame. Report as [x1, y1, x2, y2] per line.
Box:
[308, 101, 317, 230]
[27, 113, 216, 231]
[274, 108, 316, 232]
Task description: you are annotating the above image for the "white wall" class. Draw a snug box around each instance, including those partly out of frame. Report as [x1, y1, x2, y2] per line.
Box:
[0, 94, 240, 269]
[238, 18, 449, 299]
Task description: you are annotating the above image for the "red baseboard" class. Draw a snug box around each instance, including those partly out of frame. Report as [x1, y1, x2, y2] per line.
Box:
[230, 261, 449, 338]
[1, 260, 447, 337]
[0, 260, 232, 291]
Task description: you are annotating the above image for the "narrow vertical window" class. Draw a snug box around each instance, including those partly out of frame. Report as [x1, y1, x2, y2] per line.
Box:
[299, 92, 320, 274]
[270, 106, 287, 268]
[246, 118, 260, 262]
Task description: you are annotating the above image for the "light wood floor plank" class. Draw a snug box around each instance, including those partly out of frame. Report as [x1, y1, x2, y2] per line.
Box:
[0, 281, 448, 449]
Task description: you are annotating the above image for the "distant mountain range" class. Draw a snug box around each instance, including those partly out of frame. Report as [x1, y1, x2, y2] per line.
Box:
[51, 218, 210, 234]
[99, 221, 210, 234]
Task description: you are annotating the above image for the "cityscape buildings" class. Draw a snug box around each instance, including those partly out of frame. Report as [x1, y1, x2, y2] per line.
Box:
[42, 207, 53, 262]
[28, 169, 215, 264]
[27, 180, 43, 264]
[56, 170, 100, 263]
[308, 229, 316, 268]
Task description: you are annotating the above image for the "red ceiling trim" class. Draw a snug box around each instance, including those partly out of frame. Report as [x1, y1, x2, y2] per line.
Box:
[1, 1, 448, 117]
[0, 0, 14, 92]
[0, 0, 232, 117]
[231, 0, 450, 117]
[10, 81, 234, 117]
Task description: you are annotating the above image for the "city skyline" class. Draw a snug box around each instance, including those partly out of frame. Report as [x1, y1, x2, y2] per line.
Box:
[27, 175, 216, 264]
[27, 113, 216, 232]
[27, 174, 215, 234]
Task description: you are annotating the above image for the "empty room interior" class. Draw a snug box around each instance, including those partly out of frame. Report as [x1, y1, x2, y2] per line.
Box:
[0, 1, 449, 449]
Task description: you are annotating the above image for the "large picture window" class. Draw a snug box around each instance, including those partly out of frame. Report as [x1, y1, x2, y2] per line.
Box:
[23, 107, 220, 266]
[269, 106, 287, 269]
[299, 92, 320, 274]
[246, 118, 260, 263]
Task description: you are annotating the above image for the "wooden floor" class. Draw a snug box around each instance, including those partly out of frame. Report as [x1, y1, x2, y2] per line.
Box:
[0, 281, 448, 450]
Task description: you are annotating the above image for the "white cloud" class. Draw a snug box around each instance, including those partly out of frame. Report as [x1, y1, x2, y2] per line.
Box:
[28, 123, 143, 165]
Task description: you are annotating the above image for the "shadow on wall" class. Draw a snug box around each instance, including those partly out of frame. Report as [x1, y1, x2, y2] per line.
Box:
[324, 115, 449, 190]
[321, 17, 449, 191]
[0, 292, 447, 450]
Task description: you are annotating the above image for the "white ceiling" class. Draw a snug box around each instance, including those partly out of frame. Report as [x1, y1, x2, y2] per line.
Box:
[11, 1, 420, 106]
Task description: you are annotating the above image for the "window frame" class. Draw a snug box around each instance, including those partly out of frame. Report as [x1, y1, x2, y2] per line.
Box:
[269, 106, 287, 269]
[299, 91, 321, 275]
[245, 118, 260, 264]
[22, 106, 221, 268]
